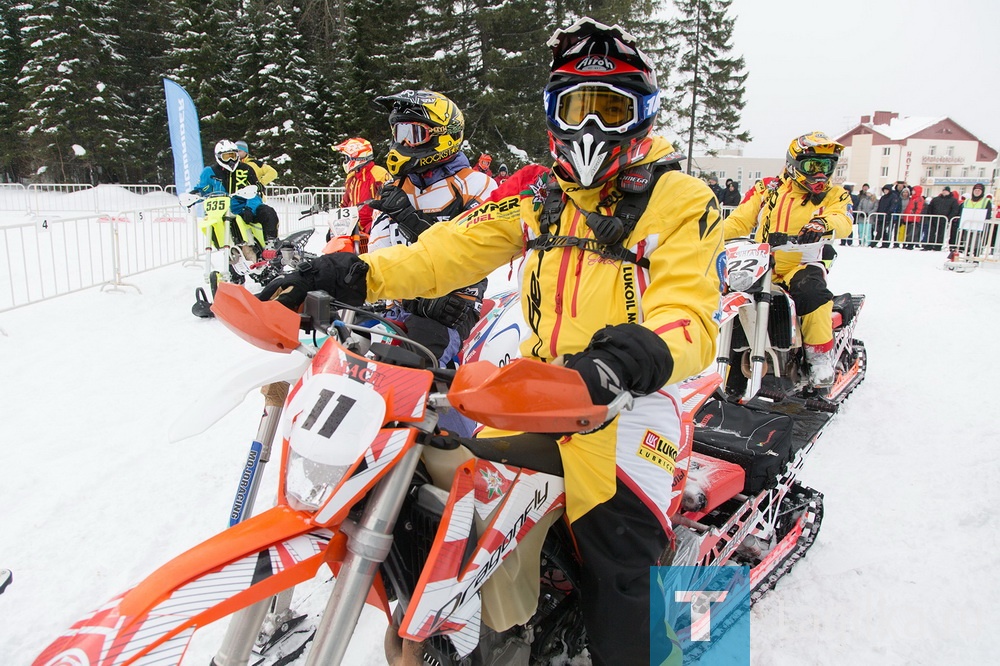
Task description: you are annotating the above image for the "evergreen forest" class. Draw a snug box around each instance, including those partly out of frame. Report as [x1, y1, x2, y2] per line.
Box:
[0, 0, 748, 186]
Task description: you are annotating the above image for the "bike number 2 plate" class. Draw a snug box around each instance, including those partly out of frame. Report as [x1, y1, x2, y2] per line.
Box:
[726, 243, 769, 282]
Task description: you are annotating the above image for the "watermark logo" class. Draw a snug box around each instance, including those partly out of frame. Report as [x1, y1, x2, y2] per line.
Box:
[650, 565, 751, 665]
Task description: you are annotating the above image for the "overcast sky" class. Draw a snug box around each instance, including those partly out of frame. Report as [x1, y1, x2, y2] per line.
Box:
[718, 0, 1000, 158]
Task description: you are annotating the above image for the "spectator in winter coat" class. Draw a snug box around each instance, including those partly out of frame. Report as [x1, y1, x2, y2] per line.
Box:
[959, 182, 993, 255]
[235, 141, 278, 197]
[494, 163, 510, 186]
[901, 185, 925, 248]
[839, 182, 859, 246]
[855, 191, 877, 247]
[707, 176, 724, 201]
[721, 179, 742, 210]
[925, 187, 962, 250]
[874, 184, 902, 248]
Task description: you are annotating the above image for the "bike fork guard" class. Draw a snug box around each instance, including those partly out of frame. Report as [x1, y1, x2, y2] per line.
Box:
[400, 459, 566, 657]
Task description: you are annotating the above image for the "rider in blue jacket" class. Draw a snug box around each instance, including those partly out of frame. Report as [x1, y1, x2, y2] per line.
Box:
[192, 140, 280, 243]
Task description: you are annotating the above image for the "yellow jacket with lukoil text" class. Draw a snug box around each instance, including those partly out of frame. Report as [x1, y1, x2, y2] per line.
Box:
[360, 136, 723, 386]
[724, 175, 853, 280]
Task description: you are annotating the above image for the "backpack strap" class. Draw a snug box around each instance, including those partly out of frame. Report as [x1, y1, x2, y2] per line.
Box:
[527, 159, 679, 268]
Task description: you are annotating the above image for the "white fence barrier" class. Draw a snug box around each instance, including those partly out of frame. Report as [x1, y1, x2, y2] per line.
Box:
[0, 184, 346, 313]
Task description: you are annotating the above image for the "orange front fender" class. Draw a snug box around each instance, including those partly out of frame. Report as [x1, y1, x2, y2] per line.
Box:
[34, 505, 336, 665]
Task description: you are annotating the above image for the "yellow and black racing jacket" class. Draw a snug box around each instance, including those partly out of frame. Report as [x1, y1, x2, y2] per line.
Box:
[361, 136, 723, 385]
[725, 175, 853, 279]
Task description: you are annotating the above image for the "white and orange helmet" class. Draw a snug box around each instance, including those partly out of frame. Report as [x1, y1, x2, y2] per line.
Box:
[332, 137, 375, 174]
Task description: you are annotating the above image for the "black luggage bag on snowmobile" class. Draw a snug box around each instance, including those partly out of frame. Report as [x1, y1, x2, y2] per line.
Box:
[692, 400, 796, 495]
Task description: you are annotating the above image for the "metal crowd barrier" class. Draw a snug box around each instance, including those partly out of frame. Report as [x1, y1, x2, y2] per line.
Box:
[840, 212, 962, 251]
[302, 187, 345, 208]
[0, 184, 347, 314]
[0, 205, 198, 311]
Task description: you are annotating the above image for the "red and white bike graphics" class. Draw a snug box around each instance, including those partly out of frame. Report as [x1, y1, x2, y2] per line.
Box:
[37, 281, 834, 665]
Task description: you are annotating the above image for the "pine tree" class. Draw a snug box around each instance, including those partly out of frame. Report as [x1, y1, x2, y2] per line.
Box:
[107, 0, 174, 183]
[0, 0, 29, 181]
[163, 0, 243, 161]
[449, 0, 552, 166]
[666, 0, 750, 172]
[18, 0, 132, 182]
[241, 1, 327, 186]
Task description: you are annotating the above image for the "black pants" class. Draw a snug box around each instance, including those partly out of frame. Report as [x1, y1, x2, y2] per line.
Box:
[571, 479, 673, 666]
[786, 264, 833, 317]
[239, 204, 280, 241]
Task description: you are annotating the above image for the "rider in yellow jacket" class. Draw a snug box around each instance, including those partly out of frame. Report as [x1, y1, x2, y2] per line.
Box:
[724, 131, 853, 386]
[260, 19, 720, 666]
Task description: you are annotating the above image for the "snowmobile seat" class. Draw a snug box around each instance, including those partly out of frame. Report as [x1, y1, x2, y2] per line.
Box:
[430, 432, 564, 477]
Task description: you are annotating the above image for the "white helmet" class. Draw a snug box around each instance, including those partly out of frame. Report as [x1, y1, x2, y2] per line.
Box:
[214, 140, 240, 172]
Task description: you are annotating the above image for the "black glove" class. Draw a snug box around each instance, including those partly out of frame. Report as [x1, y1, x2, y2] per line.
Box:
[258, 252, 368, 310]
[369, 185, 433, 242]
[797, 219, 828, 244]
[562, 324, 674, 406]
[407, 292, 477, 329]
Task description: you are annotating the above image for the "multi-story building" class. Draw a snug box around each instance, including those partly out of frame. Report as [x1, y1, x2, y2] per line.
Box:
[684, 149, 784, 194]
[835, 111, 997, 197]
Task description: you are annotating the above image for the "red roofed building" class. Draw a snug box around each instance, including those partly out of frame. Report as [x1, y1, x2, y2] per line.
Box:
[835, 111, 997, 197]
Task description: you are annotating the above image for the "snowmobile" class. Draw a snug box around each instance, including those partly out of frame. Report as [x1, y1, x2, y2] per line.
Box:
[716, 235, 867, 412]
[36, 283, 831, 666]
[298, 201, 370, 252]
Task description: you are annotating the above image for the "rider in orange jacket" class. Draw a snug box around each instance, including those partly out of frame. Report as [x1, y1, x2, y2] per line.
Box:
[331, 137, 391, 235]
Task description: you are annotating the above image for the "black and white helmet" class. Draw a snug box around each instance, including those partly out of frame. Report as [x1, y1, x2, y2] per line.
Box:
[214, 140, 240, 172]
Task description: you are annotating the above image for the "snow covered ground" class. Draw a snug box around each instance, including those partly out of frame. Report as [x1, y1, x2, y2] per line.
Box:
[2, 243, 998, 665]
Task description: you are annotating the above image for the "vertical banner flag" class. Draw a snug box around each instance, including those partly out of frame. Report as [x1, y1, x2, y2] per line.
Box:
[163, 78, 203, 196]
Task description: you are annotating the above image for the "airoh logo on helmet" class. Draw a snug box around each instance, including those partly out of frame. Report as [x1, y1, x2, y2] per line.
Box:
[575, 55, 616, 72]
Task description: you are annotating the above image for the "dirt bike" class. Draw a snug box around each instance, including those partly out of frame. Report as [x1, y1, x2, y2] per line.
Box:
[36, 278, 836, 665]
[192, 226, 317, 319]
[715, 235, 867, 412]
[298, 202, 370, 253]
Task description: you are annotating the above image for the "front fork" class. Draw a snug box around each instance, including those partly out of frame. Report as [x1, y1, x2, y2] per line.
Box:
[743, 273, 773, 404]
[307, 442, 426, 665]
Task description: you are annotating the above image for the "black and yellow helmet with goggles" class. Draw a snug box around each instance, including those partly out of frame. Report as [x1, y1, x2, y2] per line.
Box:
[786, 131, 844, 195]
[374, 90, 465, 177]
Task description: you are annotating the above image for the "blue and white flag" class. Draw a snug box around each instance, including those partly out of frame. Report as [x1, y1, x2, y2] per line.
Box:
[163, 78, 203, 195]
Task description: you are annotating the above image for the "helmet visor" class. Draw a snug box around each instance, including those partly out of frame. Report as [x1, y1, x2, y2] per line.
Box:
[547, 83, 653, 133]
[799, 157, 836, 175]
[392, 122, 433, 147]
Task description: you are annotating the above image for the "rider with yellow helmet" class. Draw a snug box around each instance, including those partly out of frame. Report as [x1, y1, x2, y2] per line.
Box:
[724, 131, 854, 387]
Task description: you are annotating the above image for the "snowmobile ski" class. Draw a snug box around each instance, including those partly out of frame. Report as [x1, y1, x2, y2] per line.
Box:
[0, 569, 11, 594]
